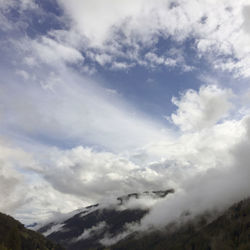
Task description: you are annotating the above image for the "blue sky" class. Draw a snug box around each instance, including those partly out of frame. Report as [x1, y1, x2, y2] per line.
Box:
[1, 0, 250, 224]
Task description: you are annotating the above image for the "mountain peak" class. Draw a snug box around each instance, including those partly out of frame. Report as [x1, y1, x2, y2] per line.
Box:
[38, 189, 174, 250]
[117, 189, 175, 205]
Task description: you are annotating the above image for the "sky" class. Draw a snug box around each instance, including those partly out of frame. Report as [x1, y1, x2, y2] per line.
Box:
[0, 0, 250, 225]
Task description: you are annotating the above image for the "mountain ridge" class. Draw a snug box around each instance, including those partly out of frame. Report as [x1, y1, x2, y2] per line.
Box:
[38, 192, 250, 250]
[38, 189, 174, 250]
[112, 197, 250, 250]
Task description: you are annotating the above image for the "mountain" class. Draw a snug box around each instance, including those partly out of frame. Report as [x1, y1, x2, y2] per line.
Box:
[38, 191, 250, 250]
[112, 197, 250, 250]
[0, 212, 64, 250]
[38, 189, 174, 250]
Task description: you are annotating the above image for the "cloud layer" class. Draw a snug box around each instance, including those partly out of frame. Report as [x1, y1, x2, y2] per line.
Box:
[0, 0, 250, 228]
[1, 82, 248, 225]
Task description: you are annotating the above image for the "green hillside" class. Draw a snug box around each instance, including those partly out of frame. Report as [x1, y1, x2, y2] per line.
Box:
[0, 212, 64, 250]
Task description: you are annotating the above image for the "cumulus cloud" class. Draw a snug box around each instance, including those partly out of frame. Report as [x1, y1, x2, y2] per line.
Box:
[0, 140, 33, 213]
[33, 146, 170, 205]
[46, 0, 250, 76]
[0, 140, 87, 224]
[3, 0, 250, 75]
[170, 85, 233, 131]
[137, 116, 250, 230]
[41, 146, 140, 199]
[31, 37, 84, 66]
[96, 115, 250, 243]
[56, 0, 145, 46]
[0, 167, 24, 213]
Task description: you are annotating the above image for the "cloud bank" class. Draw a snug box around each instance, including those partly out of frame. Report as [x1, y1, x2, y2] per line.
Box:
[139, 116, 250, 229]
[0, 0, 250, 230]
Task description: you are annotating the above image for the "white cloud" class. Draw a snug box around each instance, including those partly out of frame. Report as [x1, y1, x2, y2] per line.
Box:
[1, 58, 248, 228]
[138, 116, 250, 230]
[1, 84, 249, 227]
[57, 0, 145, 46]
[99, 116, 250, 237]
[100, 230, 132, 246]
[91, 53, 112, 66]
[11, 111, 246, 224]
[0, 0, 15, 9]
[2, 0, 250, 75]
[43, 223, 65, 237]
[15, 70, 29, 80]
[14, 178, 89, 224]
[145, 52, 165, 65]
[19, 0, 37, 10]
[243, 5, 250, 34]
[0, 166, 24, 213]
[50, 0, 250, 76]
[32, 146, 169, 206]
[110, 61, 134, 70]
[32, 37, 84, 66]
[1, 0, 250, 229]
[0, 140, 86, 224]
[170, 85, 233, 131]
[0, 0, 37, 11]
[0, 140, 34, 214]
[73, 222, 106, 242]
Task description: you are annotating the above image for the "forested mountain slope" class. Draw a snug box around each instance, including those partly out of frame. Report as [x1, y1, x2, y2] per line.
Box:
[112, 198, 250, 250]
[0, 212, 64, 250]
